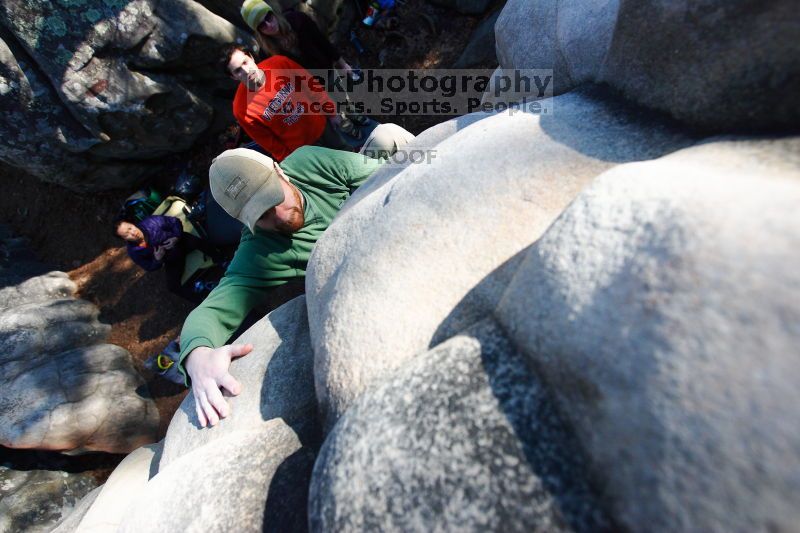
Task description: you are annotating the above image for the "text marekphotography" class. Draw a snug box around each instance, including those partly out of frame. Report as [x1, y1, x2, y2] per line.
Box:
[256, 69, 554, 116]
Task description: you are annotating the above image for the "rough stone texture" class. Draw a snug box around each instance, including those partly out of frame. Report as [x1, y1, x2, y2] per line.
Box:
[0, 33, 99, 185]
[428, 0, 494, 15]
[160, 295, 319, 468]
[120, 423, 314, 533]
[0, 0, 254, 191]
[49, 486, 102, 533]
[0, 271, 76, 311]
[600, 0, 800, 131]
[0, 235, 159, 454]
[452, 9, 501, 68]
[495, 137, 800, 531]
[494, 0, 800, 131]
[306, 86, 696, 428]
[310, 319, 612, 532]
[494, 0, 619, 95]
[60, 442, 162, 533]
[0, 466, 100, 533]
[0, 299, 109, 360]
[1, 343, 160, 453]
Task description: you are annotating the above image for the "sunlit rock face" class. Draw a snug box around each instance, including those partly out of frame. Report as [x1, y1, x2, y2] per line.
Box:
[0, 0, 253, 191]
[306, 89, 695, 430]
[37, 0, 800, 527]
[305, 104, 800, 530]
[494, 137, 800, 532]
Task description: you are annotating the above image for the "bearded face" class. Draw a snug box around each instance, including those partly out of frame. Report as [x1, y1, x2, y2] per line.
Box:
[274, 183, 304, 234]
[256, 179, 305, 235]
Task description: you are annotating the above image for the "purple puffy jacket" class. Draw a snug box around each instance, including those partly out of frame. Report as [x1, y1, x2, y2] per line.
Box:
[126, 215, 183, 271]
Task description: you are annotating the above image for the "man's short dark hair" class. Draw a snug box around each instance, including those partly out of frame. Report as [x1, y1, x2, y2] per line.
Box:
[219, 44, 250, 76]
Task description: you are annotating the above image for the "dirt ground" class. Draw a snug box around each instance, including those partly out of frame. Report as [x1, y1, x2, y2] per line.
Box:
[0, 0, 499, 469]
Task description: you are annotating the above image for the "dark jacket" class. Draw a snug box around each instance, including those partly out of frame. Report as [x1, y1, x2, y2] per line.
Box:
[126, 215, 183, 271]
[284, 10, 340, 70]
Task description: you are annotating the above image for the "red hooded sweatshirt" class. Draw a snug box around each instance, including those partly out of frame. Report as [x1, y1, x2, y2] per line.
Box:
[232, 55, 333, 161]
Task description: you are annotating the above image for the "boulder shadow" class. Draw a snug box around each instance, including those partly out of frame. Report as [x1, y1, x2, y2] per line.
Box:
[233, 294, 322, 531]
[430, 246, 619, 531]
[537, 84, 700, 163]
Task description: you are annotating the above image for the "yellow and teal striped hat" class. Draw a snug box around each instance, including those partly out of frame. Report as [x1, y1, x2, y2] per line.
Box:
[241, 0, 273, 31]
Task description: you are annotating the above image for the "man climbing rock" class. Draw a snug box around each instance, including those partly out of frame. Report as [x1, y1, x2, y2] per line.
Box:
[177, 140, 409, 426]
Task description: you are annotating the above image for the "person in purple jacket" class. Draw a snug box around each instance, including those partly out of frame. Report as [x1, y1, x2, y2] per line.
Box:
[114, 215, 220, 302]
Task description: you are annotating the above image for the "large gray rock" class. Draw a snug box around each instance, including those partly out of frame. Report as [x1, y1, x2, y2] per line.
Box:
[49, 486, 102, 533]
[0, 271, 76, 311]
[600, 0, 800, 131]
[69, 297, 319, 531]
[495, 137, 800, 531]
[0, 0, 253, 191]
[453, 9, 502, 68]
[0, 33, 100, 186]
[493, 0, 800, 130]
[1, 343, 160, 453]
[310, 319, 612, 532]
[120, 424, 313, 533]
[160, 295, 318, 467]
[306, 87, 695, 428]
[0, 235, 159, 454]
[55, 443, 162, 533]
[0, 466, 100, 533]
[0, 299, 109, 360]
[494, 0, 618, 95]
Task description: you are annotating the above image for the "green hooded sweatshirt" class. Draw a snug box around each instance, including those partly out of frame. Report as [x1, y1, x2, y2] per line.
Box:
[178, 145, 381, 382]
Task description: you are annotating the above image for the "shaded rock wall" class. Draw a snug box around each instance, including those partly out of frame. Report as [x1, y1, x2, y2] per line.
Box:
[0, 466, 100, 533]
[0, 227, 159, 454]
[0, 0, 254, 191]
[493, 0, 800, 131]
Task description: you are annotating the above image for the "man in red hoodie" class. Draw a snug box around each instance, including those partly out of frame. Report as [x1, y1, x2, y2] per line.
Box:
[223, 45, 347, 161]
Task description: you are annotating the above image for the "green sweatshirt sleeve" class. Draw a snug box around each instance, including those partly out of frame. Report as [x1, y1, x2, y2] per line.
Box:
[176, 235, 297, 385]
[176, 276, 267, 385]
